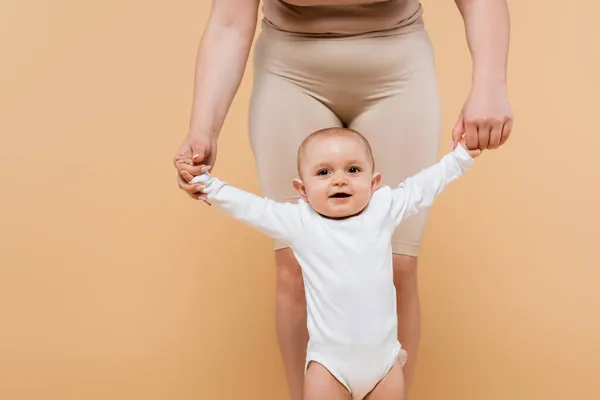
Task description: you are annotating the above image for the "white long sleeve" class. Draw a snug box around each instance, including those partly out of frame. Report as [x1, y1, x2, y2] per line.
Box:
[389, 144, 474, 226]
[188, 150, 476, 365]
[191, 174, 304, 242]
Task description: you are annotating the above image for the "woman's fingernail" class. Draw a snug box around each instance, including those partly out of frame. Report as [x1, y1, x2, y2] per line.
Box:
[195, 185, 204, 192]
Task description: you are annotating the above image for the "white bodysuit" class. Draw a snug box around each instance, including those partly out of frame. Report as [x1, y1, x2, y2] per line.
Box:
[192, 145, 474, 399]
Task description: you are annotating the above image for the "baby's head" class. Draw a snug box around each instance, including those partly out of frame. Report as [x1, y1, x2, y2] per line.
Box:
[293, 127, 382, 219]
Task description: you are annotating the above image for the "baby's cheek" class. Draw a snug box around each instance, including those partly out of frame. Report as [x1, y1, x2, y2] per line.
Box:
[306, 187, 326, 207]
[357, 183, 374, 204]
[356, 181, 373, 195]
[308, 182, 327, 197]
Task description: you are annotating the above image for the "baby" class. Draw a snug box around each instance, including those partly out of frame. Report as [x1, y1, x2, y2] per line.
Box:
[187, 127, 480, 400]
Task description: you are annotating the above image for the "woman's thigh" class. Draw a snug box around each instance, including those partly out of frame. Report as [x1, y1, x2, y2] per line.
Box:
[350, 29, 442, 257]
[249, 71, 341, 250]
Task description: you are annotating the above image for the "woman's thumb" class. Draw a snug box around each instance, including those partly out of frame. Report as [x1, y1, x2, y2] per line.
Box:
[451, 113, 464, 149]
[190, 143, 207, 163]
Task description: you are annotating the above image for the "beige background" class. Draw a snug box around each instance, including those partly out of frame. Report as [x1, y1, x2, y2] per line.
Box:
[1, 0, 598, 399]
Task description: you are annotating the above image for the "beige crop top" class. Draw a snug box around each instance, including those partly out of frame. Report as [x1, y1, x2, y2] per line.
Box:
[262, 0, 424, 37]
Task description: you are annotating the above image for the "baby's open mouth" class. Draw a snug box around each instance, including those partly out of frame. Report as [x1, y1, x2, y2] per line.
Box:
[330, 193, 351, 198]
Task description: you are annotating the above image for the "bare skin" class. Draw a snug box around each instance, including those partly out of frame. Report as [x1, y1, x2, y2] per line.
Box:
[304, 362, 351, 400]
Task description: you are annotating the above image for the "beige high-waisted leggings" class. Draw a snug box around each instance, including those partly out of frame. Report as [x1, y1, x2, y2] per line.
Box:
[249, 23, 441, 257]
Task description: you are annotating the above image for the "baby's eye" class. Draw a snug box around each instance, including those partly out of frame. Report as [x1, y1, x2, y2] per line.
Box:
[316, 169, 330, 176]
[347, 166, 361, 174]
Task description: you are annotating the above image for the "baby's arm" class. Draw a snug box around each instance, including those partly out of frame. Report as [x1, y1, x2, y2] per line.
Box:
[191, 173, 303, 242]
[389, 143, 477, 226]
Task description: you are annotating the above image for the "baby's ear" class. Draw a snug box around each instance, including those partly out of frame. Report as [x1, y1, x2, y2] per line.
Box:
[371, 172, 382, 193]
[292, 179, 307, 200]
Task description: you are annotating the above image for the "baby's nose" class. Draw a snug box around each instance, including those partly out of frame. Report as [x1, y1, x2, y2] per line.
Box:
[332, 177, 348, 186]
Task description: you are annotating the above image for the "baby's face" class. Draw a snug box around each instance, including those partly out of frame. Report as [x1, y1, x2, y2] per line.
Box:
[294, 134, 381, 219]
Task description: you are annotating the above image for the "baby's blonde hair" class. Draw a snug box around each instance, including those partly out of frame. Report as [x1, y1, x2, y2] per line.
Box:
[297, 127, 375, 176]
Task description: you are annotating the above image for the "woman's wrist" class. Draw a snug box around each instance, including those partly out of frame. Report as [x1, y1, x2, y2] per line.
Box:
[187, 126, 219, 141]
[472, 73, 507, 87]
[470, 76, 507, 94]
[471, 61, 508, 87]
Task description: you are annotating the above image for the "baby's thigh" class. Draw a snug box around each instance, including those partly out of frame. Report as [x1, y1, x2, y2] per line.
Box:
[363, 360, 405, 400]
[304, 361, 351, 400]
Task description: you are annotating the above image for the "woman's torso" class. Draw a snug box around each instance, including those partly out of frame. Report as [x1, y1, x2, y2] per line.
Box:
[262, 0, 423, 38]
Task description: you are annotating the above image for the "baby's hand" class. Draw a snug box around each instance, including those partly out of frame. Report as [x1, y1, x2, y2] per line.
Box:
[176, 154, 212, 205]
[189, 171, 213, 206]
[458, 139, 482, 158]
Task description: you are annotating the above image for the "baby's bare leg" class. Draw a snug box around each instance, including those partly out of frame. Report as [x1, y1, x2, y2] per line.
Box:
[304, 362, 351, 400]
[364, 361, 405, 400]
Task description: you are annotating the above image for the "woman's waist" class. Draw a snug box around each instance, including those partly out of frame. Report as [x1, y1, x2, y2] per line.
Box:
[254, 21, 429, 86]
[261, 0, 424, 39]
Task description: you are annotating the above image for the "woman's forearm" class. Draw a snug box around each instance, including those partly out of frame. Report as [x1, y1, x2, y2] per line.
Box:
[455, 0, 510, 85]
[188, 2, 259, 139]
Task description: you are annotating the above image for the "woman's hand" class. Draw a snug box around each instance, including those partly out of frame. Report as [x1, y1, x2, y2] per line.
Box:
[452, 0, 512, 151]
[452, 81, 513, 151]
[458, 139, 482, 159]
[173, 135, 216, 201]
